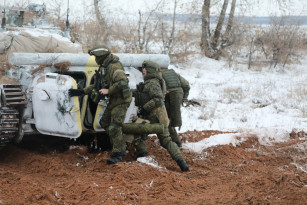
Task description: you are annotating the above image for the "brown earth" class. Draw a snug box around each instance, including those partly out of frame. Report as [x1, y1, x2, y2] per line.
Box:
[0, 130, 306, 205]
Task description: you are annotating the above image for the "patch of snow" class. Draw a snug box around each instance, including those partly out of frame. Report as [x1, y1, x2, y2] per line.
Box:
[296, 141, 307, 152]
[291, 163, 307, 173]
[69, 145, 78, 150]
[137, 156, 163, 169]
[182, 133, 245, 154]
[239, 128, 290, 146]
[146, 180, 154, 188]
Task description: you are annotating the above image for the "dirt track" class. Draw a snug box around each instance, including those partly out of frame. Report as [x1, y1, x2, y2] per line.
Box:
[0, 130, 306, 205]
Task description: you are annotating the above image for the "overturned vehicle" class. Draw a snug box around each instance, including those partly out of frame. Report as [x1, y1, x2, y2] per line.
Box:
[0, 52, 170, 149]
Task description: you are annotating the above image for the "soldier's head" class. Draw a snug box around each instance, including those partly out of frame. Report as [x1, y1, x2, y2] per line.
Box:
[142, 60, 160, 76]
[88, 45, 111, 65]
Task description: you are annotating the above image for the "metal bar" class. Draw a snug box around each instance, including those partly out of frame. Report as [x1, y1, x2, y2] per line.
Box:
[3, 88, 22, 91]
[5, 96, 26, 101]
[0, 119, 19, 123]
[0, 110, 19, 114]
[5, 92, 25, 96]
[3, 85, 22, 88]
[6, 101, 27, 105]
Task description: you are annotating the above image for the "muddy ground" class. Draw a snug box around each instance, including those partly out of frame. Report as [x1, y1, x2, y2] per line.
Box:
[0, 130, 306, 205]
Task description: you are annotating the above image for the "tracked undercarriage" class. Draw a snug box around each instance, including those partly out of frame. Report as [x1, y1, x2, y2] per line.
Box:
[0, 85, 27, 149]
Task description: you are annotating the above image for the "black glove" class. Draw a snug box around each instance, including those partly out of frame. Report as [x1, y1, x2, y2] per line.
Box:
[68, 89, 85, 97]
[139, 107, 149, 116]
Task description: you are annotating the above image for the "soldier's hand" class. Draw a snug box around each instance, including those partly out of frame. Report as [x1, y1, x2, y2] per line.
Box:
[139, 107, 149, 116]
[99, 88, 109, 95]
[68, 89, 85, 97]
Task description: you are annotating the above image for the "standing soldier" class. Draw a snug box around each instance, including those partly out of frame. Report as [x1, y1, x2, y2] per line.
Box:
[69, 45, 132, 164]
[133, 60, 189, 172]
[161, 67, 190, 147]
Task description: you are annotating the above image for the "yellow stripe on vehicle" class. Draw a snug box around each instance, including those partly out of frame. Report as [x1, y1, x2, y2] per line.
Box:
[80, 56, 99, 129]
[71, 78, 83, 136]
[93, 104, 103, 131]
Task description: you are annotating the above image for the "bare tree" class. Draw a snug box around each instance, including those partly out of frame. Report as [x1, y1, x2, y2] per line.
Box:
[48, 0, 65, 28]
[10, 0, 31, 8]
[93, 0, 109, 45]
[161, 0, 178, 54]
[136, 0, 164, 53]
[257, 16, 303, 69]
[200, 0, 237, 59]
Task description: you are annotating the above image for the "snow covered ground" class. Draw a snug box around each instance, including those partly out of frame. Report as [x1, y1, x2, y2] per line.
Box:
[176, 53, 306, 149]
[176, 55, 307, 133]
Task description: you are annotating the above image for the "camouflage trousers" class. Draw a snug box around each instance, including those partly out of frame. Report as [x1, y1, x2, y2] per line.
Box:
[165, 89, 183, 128]
[100, 103, 129, 153]
[134, 105, 182, 161]
[169, 126, 180, 144]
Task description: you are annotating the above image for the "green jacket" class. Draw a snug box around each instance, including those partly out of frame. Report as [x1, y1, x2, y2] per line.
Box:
[83, 54, 132, 108]
[161, 69, 190, 99]
[140, 73, 164, 112]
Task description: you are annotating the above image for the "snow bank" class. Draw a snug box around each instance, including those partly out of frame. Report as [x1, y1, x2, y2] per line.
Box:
[181, 128, 291, 154]
[183, 133, 244, 154]
[239, 128, 290, 145]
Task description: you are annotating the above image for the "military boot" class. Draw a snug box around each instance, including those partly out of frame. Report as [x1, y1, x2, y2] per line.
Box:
[87, 135, 99, 153]
[176, 158, 189, 172]
[107, 152, 126, 164]
[174, 141, 182, 148]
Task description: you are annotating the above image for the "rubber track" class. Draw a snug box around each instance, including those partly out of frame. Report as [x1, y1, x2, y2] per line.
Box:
[0, 107, 19, 149]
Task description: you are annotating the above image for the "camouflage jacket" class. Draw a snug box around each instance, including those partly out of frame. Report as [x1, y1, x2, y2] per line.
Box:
[141, 73, 164, 112]
[83, 54, 132, 108]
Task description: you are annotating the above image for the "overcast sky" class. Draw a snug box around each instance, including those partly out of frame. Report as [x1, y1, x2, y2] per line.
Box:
[4, 0, 307, 21]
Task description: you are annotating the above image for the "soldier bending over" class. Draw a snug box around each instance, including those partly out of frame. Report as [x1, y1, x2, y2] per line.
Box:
[133, 60, 189, 172]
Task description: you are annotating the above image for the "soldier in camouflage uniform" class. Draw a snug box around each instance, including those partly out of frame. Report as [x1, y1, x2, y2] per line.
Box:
[69, 45, 132, 164]
[133, 60, 189, 172]
[161, 67, 190, 147]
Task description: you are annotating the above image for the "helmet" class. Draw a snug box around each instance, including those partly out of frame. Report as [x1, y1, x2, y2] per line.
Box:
[142, 60, 160, 74]
[88, 45, 110, 57]
[88, 45, 111, 65]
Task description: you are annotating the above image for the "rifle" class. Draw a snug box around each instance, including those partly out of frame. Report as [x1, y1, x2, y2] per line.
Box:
[183, 99, 201, 107]
[95, 69, 107, 102]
